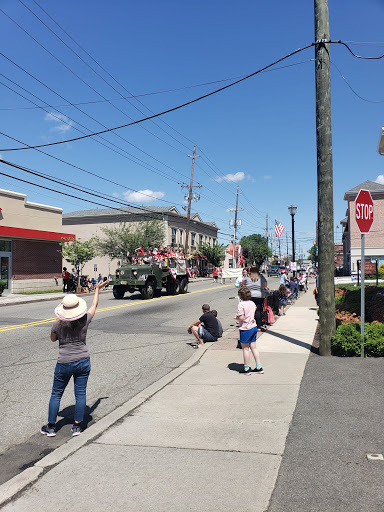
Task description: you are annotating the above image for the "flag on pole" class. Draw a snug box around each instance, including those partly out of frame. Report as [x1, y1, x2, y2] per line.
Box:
[275, 219, 285, 237]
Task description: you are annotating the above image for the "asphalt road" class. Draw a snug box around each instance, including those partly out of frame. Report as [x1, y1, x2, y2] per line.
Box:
[0, 276, 279, 484]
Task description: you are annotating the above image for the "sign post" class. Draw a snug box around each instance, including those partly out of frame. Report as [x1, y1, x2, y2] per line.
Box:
[355, 189, 374, 358]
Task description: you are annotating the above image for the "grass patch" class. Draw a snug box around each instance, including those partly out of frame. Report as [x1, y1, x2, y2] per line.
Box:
[19, 290, 62, 295]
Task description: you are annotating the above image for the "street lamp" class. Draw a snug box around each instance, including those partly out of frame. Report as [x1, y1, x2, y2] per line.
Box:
[288, 204, 297, 275]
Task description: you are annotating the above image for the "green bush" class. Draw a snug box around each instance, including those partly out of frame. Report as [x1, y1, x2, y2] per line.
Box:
[331, 322, 384, 357]
[0, 280, 6, 295]
[331, 324, 362, 357]
[364, 323, 384, 357]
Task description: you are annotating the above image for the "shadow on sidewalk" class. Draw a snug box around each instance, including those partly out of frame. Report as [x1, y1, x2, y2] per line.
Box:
[264, 330, 319, 355]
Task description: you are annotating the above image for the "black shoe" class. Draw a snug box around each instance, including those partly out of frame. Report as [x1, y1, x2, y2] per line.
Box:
[41, 424, 56, 437]
[239, 367, 252, 375]
[252, 367, 264, 374]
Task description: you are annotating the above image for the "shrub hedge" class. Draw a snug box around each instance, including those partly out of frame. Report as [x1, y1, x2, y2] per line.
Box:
[331, 322, 384, 357]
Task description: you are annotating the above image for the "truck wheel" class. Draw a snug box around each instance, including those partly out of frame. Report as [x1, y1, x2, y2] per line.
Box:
[113, 285, 125, 299]
[141, 281, 155, 300]
[180, 278, 188, 294]
[166, 279, 180, 295]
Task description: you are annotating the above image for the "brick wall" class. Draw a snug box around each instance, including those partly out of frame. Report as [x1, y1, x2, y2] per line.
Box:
[12, 240, 62, 280]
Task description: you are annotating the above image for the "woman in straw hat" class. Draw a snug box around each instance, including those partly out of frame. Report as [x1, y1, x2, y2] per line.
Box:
[41, 280, 109, 437]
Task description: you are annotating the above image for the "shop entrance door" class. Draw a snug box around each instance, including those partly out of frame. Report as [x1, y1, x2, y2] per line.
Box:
[0, 255, 10, 290]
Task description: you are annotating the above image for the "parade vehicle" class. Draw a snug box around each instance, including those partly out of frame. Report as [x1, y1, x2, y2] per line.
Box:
[267, 265, 280, 277]
[110, 259, 190, 300]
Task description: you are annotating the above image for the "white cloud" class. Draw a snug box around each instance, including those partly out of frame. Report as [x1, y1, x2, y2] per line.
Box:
[263, 174, 272, 180]
[112, 192, 120, 198]
[215, 171, 245, 183]
[375, 175, 384, 185]
[123, 189, 165, 203]
[45, 112, 72, 133]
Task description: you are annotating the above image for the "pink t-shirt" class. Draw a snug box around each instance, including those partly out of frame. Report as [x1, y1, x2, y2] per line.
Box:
[237, 300, 256, 330]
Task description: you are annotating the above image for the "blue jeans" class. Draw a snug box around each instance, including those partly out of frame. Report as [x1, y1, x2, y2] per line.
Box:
[48, 358, 91, 424]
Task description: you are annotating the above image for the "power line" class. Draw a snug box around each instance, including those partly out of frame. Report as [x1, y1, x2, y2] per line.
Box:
[0, 43, 315, 152]
[331, 60, 384, 103]
[0, 56, 191, 182]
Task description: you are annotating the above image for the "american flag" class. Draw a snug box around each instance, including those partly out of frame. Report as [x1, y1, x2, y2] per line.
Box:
[275, 219, 285, 237]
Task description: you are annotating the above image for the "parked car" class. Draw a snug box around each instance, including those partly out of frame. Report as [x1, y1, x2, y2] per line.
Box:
[267, 265, 280, 277]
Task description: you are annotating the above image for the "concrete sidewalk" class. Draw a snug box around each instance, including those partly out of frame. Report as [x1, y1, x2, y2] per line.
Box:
[0, 289, 318, 511]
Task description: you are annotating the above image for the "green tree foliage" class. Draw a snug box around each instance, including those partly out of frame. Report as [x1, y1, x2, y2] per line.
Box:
[60, 238, 97, 277]
[308, 245, 317, 263]
[198, 242, 225, 268]
[240, 234, 271, 267]
[97, 221, 165, 260]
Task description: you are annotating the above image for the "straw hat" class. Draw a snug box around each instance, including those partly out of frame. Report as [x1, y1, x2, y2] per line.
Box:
[55, 294, 87, 321]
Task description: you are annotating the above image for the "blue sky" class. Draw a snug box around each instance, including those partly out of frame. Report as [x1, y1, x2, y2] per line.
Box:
[1, 0, 384, 256]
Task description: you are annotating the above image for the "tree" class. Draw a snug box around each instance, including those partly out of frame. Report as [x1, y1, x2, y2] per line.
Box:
[97, 220, 165, 260]
[308, 245, 317, 263]
[60, 238, 97, 278]
[198, 242, 225, 267]
[240, 234, 271, 267]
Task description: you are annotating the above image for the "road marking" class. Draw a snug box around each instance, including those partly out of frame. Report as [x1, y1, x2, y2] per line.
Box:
[0, 283, 233, 332]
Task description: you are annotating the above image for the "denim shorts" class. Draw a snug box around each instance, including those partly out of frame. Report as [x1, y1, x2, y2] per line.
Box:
[239, 326, 257, 344]
[198, 326, 217, 342]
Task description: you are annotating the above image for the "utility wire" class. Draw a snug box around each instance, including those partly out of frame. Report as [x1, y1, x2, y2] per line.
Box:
[331, 60, 384, 103]
[0, 55, 191, 182]
[18, 0, 191, 154]
[4, 4, 189, 155]
[0, 43, 315, 152]
[0, 157, 229, 225]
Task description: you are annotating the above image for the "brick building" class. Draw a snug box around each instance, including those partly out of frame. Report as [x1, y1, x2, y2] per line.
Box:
[0, 189, 74, 293]
[62, 206, 218, 278]
[342, 180, 384, 275]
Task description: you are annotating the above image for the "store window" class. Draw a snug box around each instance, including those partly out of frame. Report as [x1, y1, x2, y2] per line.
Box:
[191, 232, 196, 246]
[199, 234, 203, 245]
[0, 240, 11, 252]
[171, 228, 176, 245]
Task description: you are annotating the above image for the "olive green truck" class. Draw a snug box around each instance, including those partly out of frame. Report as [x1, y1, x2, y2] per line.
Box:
[110, 260, 189, 300]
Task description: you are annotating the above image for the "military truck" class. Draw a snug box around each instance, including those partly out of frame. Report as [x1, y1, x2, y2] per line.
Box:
[111, 259, 189, 300]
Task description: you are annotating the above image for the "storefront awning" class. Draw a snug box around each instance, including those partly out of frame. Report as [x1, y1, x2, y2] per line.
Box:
[0, 226, 75, 241]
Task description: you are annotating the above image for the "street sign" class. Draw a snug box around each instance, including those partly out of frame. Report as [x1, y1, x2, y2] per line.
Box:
[355, 189, 374, 233]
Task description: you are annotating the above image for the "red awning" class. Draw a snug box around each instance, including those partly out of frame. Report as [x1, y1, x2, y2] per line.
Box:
[0, 226, 76, 241]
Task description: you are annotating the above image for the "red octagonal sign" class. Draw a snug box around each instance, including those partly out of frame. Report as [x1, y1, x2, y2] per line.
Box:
[355, 189, 374, 233]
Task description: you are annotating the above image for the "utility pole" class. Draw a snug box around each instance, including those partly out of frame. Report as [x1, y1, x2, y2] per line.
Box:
[232, 187, 240, 268]
[315, 0, 336, 355]
[183, 145, 200, 256]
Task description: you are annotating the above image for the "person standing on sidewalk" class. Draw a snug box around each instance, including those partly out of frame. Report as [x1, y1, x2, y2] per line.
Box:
[62, 267, 70, 293]
[40, 280, 109, 438]
[242, 265, 268, 331]
[235, 285, 264, 375]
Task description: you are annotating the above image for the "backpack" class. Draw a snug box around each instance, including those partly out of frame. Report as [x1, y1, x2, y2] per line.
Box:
[266, 306, 275, 324]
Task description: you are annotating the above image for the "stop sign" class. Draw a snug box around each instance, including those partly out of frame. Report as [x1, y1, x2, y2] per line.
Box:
[355, 189, 374, 233]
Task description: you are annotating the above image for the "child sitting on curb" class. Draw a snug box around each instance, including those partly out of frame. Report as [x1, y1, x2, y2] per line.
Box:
[234, 285, 264, 376]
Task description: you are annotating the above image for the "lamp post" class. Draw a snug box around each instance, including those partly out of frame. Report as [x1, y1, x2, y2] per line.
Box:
[288, 205, 297, 275]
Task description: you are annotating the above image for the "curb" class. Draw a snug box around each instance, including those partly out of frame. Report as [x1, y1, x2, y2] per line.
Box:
[0, 340, 215, 508]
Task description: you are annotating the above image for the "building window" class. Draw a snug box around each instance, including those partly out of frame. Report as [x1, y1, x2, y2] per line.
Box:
[191, 232, 196, 246]
[199, 234, 203, 245]
[179, 229, 183, 245]
[171, 228, 176, 246]
[209, 237, 211, 245]
[0, 240, 11, 252]
[213, 238, 216, 245]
